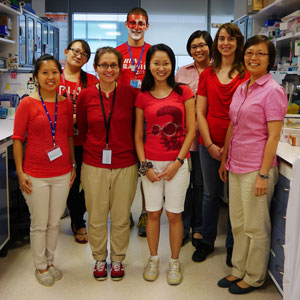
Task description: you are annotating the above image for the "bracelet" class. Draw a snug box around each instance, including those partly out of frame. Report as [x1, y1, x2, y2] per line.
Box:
[176, 157, 184, 165]
[138, 161, 153, 176]
[258, 173, 268, 179]
[206, 143, 213, 149]
[72, 163, 77, 168]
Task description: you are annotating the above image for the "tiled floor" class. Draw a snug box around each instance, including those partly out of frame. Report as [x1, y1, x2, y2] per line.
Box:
[0, 180, 282, 300]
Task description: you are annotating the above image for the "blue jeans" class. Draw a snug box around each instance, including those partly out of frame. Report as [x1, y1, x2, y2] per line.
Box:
[199, 144, 233, 249]
[182, 151, 203, 236]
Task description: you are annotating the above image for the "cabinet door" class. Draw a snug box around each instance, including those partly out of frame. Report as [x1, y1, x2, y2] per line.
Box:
[49, 27, 54, 56]
[27, 16, 35, 65]
[18, 15, 27, 66]
[42, 23, 48, 55]
[36, 20, 42, 60]
[0, 149, 9, 250]
[53, 28, 59, 60]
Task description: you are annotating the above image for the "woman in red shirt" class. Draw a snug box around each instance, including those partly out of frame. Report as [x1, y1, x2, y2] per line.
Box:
[195, 23, 249, 264]
[58, 39, 98, 244]
[135, 44, 195, 285]
[76, 47, 138, 281]
[13, 54, 76, 286]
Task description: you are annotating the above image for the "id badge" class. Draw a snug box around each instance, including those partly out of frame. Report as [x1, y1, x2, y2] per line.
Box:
[130, 65, 135, 71]
[102, 148, 112, 164]
[47, 146, 63, 161]
[130, 79, 142, 89]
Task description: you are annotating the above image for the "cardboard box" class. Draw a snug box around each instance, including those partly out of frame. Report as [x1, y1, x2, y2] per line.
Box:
[263, 0, 276, 8]
[247, 0, 263, 13]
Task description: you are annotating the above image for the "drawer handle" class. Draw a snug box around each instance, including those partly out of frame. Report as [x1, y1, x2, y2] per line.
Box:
[283, 188, 289, 192]
[282, 216, 286, 220]
[275, 265, 284, 276]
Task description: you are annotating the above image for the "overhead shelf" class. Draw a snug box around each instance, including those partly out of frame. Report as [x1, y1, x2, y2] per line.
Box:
[0, 37, 15, 44]
[0, 2, 22, 16]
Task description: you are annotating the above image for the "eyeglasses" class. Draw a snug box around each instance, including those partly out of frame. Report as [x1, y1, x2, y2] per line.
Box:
[151, 122, 181, 137]
[97, 63, 119, 70]
[245, 51, 269, 58]
[68, 48, 89, 59]
[191, 43, 207, 50]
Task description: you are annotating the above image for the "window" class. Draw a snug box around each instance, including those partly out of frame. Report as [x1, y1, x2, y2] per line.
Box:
[73, 13, 128, 73]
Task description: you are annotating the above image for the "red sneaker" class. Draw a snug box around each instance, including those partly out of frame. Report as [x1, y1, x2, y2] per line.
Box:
[111, 261, 124, 281]
[93, 260, 107, 281]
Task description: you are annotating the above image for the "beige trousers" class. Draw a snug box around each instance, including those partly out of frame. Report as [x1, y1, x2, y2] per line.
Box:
[81, 163, 138, 262]
[229, 167, 278, 287]
[23, 173, 71, 270]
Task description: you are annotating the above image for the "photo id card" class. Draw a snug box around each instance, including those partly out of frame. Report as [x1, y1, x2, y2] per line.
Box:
[130, 79, 142, 89]
[47, 146, 63, 161]
[102, 148, 112, 164]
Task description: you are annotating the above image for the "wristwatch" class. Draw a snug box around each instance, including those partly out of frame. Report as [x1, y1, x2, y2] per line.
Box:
[138, 161, 153, 176]
[258, 173, 269, 179]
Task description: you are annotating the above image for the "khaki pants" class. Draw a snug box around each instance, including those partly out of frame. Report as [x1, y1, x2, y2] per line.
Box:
[229, 167, 278, 287]
[81, 163, 138, 262]
[23, 173, 71, 270]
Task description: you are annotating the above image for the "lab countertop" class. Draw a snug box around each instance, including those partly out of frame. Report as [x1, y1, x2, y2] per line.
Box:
[0, 118, 14, 142]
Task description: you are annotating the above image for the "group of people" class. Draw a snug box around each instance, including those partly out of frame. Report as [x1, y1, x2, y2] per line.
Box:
[12, 6, 288, 294]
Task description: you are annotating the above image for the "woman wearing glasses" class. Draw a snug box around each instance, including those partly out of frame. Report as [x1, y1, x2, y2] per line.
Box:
[76, 47, 138, 281]
[217, 35, 287, 294]
[135, 44, 195, 285]
[58, 40, 98, 244]
[175, 30, 212, 249]
[195, 23, 249, 265]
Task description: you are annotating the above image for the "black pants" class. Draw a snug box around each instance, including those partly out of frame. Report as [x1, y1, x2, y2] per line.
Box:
[67, 145, 86, 230]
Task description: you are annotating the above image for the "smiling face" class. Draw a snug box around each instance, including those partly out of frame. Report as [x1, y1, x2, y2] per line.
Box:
[217, 28, 237, 58]
[244, 42, 269, 81]
[149, 50, 172, 84]
[190, 37, 210, 66]
[64, 41, 89, 68]
[95, 52, 120, 85]
[35, 60, 61, 92]
[125, 14, 149, 42]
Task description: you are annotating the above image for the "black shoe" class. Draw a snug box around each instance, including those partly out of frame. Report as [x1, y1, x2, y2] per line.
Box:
[130, 213, 134, 228]
[192, 244, 214, 262]
[192, 236, 202, 249]
[226, 247, 233, 267]
[229, 282, 258, 294]
[217, 276, 240, 288]
[137, 213, 147, 237]
[181, 234, 190, 247]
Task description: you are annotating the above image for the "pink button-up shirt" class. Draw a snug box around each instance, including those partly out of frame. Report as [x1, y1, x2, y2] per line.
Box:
[226, 73, 288, 173]
[175, 63, 199, 151]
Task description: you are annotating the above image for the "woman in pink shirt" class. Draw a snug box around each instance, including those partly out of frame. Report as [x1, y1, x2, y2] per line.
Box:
[218, 35, 288, 294]
[13, 55, 76, 286]
[175, 30, 212, 248]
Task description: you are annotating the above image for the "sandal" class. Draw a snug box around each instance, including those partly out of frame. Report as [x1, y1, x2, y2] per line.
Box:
[75, 227, 88, 244]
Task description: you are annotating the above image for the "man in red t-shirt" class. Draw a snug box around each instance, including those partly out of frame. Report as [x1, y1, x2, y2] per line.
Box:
[116, 7, 151, 237]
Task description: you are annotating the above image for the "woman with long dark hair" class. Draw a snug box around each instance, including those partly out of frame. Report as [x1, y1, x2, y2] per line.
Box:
[195, 23, 249, 265]
[135, 44, 195, 285]
[58, 39, 98, 244]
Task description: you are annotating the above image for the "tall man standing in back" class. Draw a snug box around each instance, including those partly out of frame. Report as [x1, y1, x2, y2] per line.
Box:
[116, 7, 151, 237]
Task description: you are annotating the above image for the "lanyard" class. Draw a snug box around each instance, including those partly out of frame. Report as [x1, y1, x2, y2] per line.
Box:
[98, 83, 117, 147]
[61, 71, 81, 111]
[126, 42, 145, 77]
[38, 89, 58, 147]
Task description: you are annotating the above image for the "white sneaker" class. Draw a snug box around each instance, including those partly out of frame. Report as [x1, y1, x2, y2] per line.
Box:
[35, 269, 55, 286]
[48, 265, 63, 280]
[143, 257, 159, 281]
[167, 260, 182, 285]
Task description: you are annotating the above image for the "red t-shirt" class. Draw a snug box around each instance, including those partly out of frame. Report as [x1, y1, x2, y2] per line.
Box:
[57, 71, 99, 146]
[76, 83, 137, 169]
[135, 85, 194, 161]
[196, 67, 249, 147]
[116, 42, 151, 86]
[12, 96, 73, 178]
